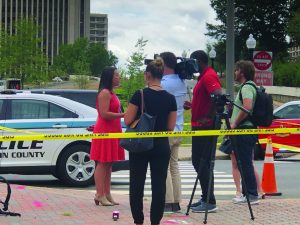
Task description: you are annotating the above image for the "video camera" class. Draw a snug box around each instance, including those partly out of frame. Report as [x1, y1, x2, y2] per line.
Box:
[211, 93, 232, 114]
[144, 54, 199, 80]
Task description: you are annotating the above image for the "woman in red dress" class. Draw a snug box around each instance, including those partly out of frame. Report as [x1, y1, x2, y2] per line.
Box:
[90, 66, 125, 206]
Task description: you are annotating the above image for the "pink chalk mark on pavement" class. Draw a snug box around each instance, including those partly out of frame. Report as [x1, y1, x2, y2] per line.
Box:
[163, 220, 179, 224]
[15, 185, 26, 190]
[33, 200, 44, 208]
[165, 215, 189, 218]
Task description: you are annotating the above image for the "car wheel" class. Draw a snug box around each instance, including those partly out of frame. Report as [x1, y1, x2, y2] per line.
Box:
[254, 143, 265, 160]
[57, 144, 95, 187]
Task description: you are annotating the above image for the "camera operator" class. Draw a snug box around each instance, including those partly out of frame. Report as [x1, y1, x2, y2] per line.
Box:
[160, 52, 187, 213]
[230, 60, 259, 204]
[185, 50, 222, 213]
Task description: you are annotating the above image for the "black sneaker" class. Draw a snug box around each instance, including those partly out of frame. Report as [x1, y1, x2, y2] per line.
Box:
[192, 202, 218, 213]
[189, 199, 204, 208]
[172, 203, 181, 212]
[164, 203, 173, 213]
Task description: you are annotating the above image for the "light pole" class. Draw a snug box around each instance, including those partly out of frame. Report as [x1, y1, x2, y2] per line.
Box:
[209, 47, 216, 69]
[246, 34, 256, 61]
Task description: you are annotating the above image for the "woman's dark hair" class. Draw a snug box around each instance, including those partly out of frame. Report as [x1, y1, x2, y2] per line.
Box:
[145, 58, 164, 79]
[98, 66, 117, 91]
[235, 60, 255, 81]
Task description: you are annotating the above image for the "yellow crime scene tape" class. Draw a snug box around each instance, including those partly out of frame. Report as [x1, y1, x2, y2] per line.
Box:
[0, 126, 42, 135]
[258, 138, 300, 153]
[0, 127, 300, 142]
[275, 121, 300, 126]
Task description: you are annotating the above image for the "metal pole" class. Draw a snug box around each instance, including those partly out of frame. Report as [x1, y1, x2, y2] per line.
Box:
[226, 0, 235, 98]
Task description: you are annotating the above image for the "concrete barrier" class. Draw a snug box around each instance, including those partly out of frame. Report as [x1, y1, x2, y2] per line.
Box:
[265, 86, 300, 102]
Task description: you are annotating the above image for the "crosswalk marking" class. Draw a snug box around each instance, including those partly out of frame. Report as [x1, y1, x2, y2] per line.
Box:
[111, 162, 236, 198]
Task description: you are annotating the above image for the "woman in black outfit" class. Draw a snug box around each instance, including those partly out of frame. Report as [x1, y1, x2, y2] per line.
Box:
[124, 58, 177, 225]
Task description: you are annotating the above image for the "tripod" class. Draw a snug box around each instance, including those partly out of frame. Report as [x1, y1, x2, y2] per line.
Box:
[0, 176, 21, 217]
[186, 94, 255, 224]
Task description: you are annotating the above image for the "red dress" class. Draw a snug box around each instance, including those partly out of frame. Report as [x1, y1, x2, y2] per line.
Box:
[90, 90, 125, 162]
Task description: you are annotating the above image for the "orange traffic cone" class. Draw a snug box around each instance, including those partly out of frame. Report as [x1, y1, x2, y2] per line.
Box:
[261, 138, 282, 196]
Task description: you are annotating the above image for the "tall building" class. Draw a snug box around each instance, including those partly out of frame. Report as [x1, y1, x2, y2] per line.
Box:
[0, 0, 90, 64]
[288, 46, 300, 60]
[90, 13, 107, 49]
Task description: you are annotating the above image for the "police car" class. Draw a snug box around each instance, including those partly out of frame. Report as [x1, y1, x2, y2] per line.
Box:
[0, 91, 127, 187]
[257, 101, 300, 159]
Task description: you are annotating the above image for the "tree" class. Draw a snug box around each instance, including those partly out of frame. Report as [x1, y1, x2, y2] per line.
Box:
[287, 1, 300, 45]
[0, 18, 48, 85]
[52, 38, 118, 77]
[118, 37, 148, 104]
[87, 43, 118, 76]
[52, 38, 89, 75]
[207, 0, 292, 60]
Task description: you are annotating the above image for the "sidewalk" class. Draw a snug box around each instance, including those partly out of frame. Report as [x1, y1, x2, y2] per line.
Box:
[1, 184, 300, 225]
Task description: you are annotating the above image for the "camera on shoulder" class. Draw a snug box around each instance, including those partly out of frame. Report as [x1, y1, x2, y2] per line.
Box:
[144, 54, 199, 80]
[175, 57, 199, 80]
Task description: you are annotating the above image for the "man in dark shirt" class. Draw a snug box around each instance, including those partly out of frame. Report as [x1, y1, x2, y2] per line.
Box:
[185, 50, 222, 213]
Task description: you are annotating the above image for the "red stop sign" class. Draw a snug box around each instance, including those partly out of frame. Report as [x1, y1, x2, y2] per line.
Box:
[253, 51, 272, 71]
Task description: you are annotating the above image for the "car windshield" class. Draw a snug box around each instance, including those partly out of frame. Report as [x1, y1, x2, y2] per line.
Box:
[274, 104, 300, 119]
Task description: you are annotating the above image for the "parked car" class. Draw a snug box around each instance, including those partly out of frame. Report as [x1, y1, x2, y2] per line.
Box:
[256, 101, 300, 159]
[22, 89, 125, 113]
[52, 77, 63, 82]
[0, 91, 128, 187]
[22, 89, 98, 109]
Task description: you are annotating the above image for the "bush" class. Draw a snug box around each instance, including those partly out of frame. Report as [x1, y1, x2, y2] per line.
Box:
[273, 59, 300, 87]
[74, 75, 89, 89]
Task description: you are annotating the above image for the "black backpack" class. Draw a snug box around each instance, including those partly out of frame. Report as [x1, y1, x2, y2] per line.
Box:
[239, 82, 273, 127]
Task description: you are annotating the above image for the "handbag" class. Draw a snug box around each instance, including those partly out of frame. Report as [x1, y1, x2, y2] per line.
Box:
[219, 136, 233, 155]
[120, 89, 156, 153]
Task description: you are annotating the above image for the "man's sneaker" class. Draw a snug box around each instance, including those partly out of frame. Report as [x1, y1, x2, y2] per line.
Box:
[232, 194, 244, 203]
[258, 193, 266, 199]
[172, 203, 181, 212]
[233, 195, 259, 205]
[191, 202, 217, 213]
[189, 199, 203, 208]
[164, 203, 173, 213]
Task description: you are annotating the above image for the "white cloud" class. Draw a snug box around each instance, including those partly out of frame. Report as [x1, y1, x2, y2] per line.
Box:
[91, 0, 217, 67]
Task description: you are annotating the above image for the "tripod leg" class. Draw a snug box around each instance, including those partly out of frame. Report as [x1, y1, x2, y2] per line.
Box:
[202, 114, 222, 224]
[224, 118, 255, 220]
[203, 135, 218, 224]
[185, 171, 200, 215]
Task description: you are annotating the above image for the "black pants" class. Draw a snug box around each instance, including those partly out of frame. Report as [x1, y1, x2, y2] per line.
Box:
[191, 126, 216, 205]
[235, 134, 258, 197]
[129, 140, 170, 225]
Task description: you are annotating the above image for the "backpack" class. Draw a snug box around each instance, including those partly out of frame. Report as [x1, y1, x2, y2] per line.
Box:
[239, 82, 273, 127]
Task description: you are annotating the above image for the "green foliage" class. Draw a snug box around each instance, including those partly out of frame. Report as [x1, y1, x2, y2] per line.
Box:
[273, 59, 300, 87]
[119, 37, 148, 104]
[0, 17, 48, 85]
[287, 0, 300, 45]
[52, 38, 118, 77]
[74, 75, 89, 89]
[207, 0, 291, 60]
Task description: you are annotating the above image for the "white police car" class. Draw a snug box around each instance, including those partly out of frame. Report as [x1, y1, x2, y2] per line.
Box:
[0, 91, 128, 187]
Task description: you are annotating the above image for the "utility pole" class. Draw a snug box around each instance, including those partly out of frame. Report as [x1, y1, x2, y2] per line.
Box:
[226, 0, 235, 98]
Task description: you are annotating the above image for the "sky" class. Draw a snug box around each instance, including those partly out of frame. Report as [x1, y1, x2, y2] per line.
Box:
[90, 0, 217, 67]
